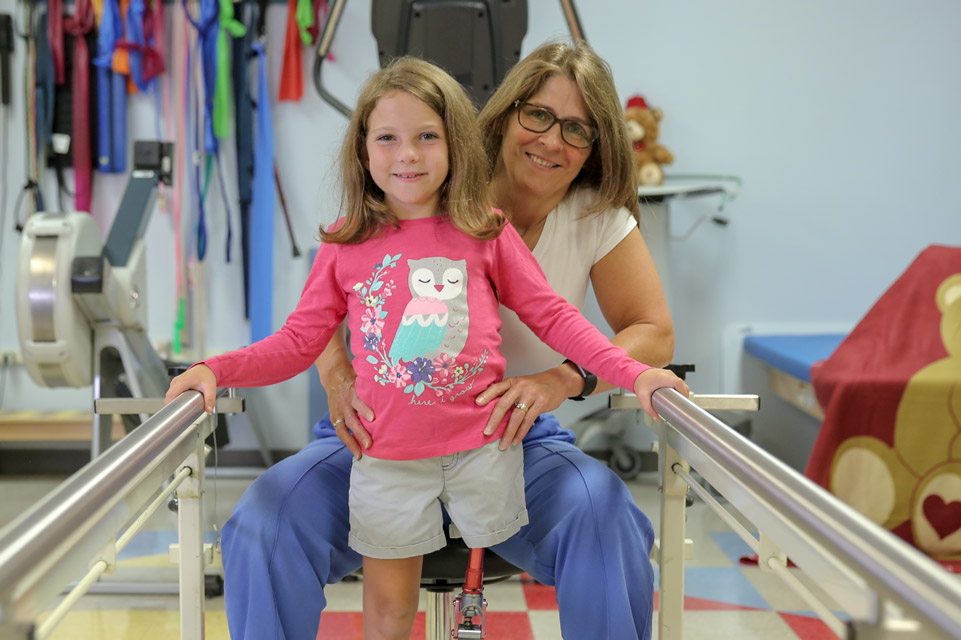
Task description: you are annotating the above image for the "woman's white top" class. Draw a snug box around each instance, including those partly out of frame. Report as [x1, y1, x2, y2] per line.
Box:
[500, 188, 637, 378]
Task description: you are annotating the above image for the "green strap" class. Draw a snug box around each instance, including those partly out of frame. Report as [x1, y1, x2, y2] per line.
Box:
[296, 0, 314, 45]
[173, 296, 185, 355]
[213, 0, 247, 138]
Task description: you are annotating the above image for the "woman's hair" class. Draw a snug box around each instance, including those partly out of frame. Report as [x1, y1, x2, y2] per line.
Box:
[321, 56, 503, 244]
[478, 39, 639, 217]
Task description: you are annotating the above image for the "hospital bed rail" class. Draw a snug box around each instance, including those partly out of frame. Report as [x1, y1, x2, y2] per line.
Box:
[626, 388, 961, 640]
[0, 390, 221, 640]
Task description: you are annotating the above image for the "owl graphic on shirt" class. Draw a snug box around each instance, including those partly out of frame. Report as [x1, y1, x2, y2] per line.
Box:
[389, 257, 469, 363]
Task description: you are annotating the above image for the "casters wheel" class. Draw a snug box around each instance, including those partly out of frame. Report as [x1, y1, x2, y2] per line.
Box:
[205, 574, 224, 598]
[609, 445, 643, 480]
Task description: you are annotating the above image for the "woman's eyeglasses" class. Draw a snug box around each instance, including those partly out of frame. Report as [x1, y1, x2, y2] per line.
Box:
[513, 100, 597, 149]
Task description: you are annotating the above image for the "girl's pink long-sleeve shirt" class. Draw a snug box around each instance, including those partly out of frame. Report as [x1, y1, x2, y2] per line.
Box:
[203, 216, 649, 460]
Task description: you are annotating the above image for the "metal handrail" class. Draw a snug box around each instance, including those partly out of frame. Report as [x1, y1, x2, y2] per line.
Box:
[652, 388, 961, 638]
[0, 391, 212, 631]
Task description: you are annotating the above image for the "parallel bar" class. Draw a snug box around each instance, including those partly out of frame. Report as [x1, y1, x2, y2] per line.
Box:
[0, 391, 214, 624]
[94, 396, 244, 415]
[652, 388, 961, 638]
[116, 466, 193, 554]
[609, 391, 759, 412]
[674, 465, 759, 555]
[35, 467, 192, 639]
[34, 561, 108, 640]
[766, 558, 847, 638]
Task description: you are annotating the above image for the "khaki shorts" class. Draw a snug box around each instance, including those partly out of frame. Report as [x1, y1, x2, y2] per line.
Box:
[347, 441, 528, 559]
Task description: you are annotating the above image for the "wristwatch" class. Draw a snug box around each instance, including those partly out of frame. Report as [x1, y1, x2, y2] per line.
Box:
[564, 359, 597, 401]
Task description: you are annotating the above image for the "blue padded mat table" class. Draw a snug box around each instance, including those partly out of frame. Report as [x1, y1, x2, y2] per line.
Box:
[743, 334, 846, 383]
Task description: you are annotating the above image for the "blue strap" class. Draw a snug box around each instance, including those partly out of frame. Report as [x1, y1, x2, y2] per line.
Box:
[94, 0, 124, 172]
[249, 40, 274, 342]
[232, 5, 255, 317]
[215, 151, 233, 262]
[186, 38, 207, 260]
[112, 73, 127, 170]
[32, 11, 52, 211]
[125, 0, 146, 91]
[183, 0, 219, 154]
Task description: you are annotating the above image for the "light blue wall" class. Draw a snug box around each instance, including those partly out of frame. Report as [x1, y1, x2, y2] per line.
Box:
[1, 0, 959, 452]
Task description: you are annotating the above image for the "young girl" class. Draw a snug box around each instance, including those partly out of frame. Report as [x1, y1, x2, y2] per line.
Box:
[166, 56, 689, 639]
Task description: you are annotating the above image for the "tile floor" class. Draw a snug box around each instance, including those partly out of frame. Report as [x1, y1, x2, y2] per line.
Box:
[0, 468, 846, 639]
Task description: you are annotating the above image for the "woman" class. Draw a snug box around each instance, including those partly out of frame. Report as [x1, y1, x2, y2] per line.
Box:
[220, 40, 674, 639]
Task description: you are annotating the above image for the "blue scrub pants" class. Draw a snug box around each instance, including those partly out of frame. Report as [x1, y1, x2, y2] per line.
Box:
[221, 414, 655, 639]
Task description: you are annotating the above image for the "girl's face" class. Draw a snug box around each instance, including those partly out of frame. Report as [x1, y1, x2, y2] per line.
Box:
[365, 90, 449, 220]
[497, 75, 594, 204]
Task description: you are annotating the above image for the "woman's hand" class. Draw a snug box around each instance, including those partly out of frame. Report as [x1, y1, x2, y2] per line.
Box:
[326, 375, 374, 460]
[164, 365, 218, 413]
[314, 322, 375, 459]
[475, 363, 584, 450]
[633, 368, 691, 421]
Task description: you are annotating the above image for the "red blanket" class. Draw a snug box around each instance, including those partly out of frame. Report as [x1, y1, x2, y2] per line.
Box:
[805, 245, 961, 559]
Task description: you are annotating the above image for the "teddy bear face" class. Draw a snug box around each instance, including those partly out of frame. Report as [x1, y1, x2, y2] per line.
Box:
[625, 106, 661, 146]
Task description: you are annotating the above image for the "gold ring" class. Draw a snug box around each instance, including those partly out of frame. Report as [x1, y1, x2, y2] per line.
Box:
[514, 402, 528, 412]
[332, 418, 344, 427]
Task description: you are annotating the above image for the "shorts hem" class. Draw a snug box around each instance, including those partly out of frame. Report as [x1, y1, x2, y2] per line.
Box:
[458, 508, 529, 549]
[348, 531, 447, 559]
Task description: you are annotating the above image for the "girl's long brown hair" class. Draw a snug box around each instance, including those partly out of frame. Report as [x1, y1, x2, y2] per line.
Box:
[321, 57, 503, 244]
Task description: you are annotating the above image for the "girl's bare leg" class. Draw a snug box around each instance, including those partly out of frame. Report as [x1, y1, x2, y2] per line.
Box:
[362, 555, 423, 640]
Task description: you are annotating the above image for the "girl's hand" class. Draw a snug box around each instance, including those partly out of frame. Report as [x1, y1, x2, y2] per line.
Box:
[633, 368, 691, 421]
[164, 365, 218, 413]
[475, 368, 574, 450]
[327, 376, 374, 460]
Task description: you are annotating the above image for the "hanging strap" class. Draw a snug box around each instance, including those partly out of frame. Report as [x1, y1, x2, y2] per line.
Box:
[31, 5, 52, 213]
[110, 0, 132, 92]
[185, 34, 207, 259]
[183, 0, 218, 153]
[142, 0, 165, 82]
[171, 1, 189, 353]
[62, 0, 95, 212]
[295, 0, 313, 44]
[94, 0, 124, 172]
[249, 39, 274, 342]
[273, 165, 300, 258]
[114, 0, 164, 90]
[278, 0, 301, 101]
[233, 0, 255, 317]
[213, 0, 245, 138]
[123, 0, 145, 89]
[48, 0, 65, 84]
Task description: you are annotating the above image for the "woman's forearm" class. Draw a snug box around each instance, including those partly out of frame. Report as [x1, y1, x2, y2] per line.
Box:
[315, 322, 355, 393]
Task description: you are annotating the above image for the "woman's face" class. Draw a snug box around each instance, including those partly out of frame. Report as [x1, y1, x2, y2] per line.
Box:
[497, 75, 594, 203]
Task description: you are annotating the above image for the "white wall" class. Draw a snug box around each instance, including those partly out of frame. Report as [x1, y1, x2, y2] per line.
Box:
[1, 0, 959, 452]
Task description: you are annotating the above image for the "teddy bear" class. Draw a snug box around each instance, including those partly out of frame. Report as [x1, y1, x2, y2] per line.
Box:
[829, 273, 961, 559]
[624, 95, 674, 186]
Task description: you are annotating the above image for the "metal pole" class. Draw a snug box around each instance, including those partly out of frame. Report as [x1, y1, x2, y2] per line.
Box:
[558, 0, 586, 41]
[657, 441, 687, 640]
[177, 427, 208, 640]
